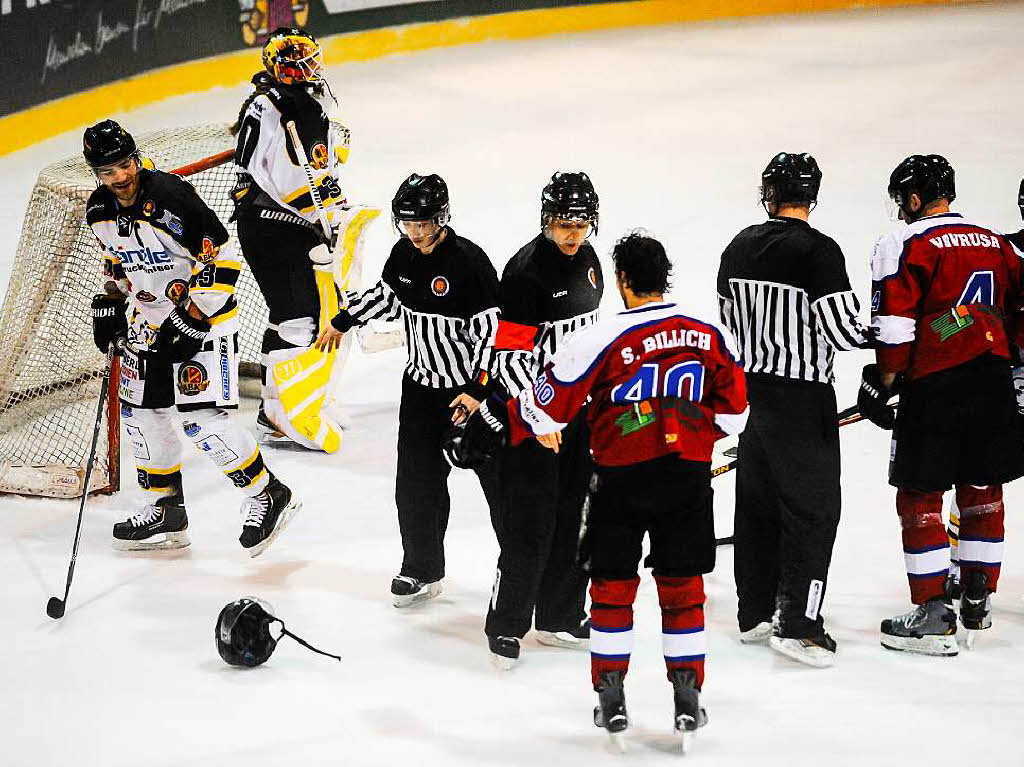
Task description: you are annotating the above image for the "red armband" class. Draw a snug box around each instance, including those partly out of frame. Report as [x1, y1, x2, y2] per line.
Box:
[494, 320, 537, 351]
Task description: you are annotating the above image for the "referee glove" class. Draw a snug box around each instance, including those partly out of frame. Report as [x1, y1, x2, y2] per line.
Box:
[442, 396, 509, 469]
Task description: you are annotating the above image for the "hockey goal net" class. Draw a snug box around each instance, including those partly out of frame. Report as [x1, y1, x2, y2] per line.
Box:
[0, 124, 271, 498]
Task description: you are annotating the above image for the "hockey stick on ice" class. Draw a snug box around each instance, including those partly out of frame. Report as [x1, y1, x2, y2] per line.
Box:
[46, 345, 116, 619]
[712, 402, 890, 546]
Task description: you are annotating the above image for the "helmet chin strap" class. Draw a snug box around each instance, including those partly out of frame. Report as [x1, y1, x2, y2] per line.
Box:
[272, 618, 341, 661]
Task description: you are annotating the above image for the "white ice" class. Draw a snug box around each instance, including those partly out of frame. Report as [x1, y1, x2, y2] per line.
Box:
[2, 4, 1024, 765]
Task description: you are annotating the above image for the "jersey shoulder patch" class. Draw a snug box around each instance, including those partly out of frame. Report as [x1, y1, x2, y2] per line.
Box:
[85, 186, 116, 225]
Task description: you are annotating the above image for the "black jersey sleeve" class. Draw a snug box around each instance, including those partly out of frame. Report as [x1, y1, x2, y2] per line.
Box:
[806, 235, 873, 350]
[459, 245, 501, 400]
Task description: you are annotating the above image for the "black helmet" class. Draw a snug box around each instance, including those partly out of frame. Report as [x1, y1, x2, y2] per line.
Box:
[83, 119, 138, 169]
[216, 597, 341, 668]
[887, 155, 956, 218]
[760, 152, 822, 206]
[391, 173, 450, 229]
[541, 172, 599, 233]
[1017, 177, 1023, 221]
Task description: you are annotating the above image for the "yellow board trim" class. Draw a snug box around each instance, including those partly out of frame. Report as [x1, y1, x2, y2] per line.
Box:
[0, 0, 966, 157]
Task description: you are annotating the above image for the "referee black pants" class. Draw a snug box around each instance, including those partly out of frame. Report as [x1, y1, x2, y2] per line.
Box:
[734, 374, 841, 639]
[396, 375, 500, 583]
[485, 413, 591, 639]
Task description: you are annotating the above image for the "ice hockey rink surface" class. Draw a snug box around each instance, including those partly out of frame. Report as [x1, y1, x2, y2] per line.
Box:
[2, 3, 1023, 765]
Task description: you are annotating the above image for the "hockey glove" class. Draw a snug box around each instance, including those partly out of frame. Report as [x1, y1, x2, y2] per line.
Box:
[858, 363, 897, 430]
[155, 305, 210, 363]
[91, 293, 128, 354]
[1012, 367, 1024, 415]
[442, 396, 509, 469]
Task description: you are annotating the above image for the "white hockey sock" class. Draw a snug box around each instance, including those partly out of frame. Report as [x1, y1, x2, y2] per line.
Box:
[181, 408, 270, 496]
[122, 406, 184, 501]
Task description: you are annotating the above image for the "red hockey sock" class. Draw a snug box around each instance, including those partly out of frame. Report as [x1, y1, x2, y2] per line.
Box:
[654, 575, 706, 689]
[955, 485, 1004, 592]
[589, 577, 639, 689]
[896, 489, 948, 604]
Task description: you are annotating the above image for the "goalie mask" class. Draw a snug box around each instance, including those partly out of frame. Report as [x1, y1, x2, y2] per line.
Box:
[215, 597, 341, 667]
[263, 27, 324, 87]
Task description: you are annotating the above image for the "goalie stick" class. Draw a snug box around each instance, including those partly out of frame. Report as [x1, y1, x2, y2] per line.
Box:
[46, 345, 116, 619]
[713, 402, 893, 546]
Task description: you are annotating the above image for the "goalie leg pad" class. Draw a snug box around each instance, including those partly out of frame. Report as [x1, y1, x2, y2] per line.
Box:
[122, 405, 183, 500]
[181, 408, 270, 496]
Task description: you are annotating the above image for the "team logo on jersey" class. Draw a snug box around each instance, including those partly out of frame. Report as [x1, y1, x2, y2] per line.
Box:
[177, 362, 210, 396]
[614, 401, 656, 436]
[156, 209, 184, 236]
[197, 237, 219, 264]
[588, 267, 598, 289]
[431, 276, 450, 297]
[136, 290, 157, 303]
[117, 214, 134, 237]
[310, 143, 329, 170]
[183, 422, 201, 438]
[165, 280, 189, 304]
[142, 200, 155, 217]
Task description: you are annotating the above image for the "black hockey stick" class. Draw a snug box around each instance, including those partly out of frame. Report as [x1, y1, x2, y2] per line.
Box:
[47, 346, 116, 619]
[713, 402, 887, 546]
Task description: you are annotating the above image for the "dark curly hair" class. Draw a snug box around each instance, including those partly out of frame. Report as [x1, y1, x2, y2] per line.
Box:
[612, 230, 672, 296]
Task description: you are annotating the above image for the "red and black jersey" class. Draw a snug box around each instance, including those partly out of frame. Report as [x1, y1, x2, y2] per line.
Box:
[870, 213, 1024, 380]
[505, 301, 748, 467]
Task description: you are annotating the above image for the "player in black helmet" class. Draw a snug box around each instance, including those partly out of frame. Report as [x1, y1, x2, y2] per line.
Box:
[231, 27, 355, 451]
[717, 152, 873, 667]
[467, 171, 604, 668]
[1009, 178, 1024, 252]
[84, 119, 299, 557]
[315, 173, 501, 607]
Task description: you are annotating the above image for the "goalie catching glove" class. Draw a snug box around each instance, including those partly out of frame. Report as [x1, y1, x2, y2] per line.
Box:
[442, 395, 509, 469]
[155, 305, 210, 362]
[858, 363, 898, 430]
[91, 293, 127, 354]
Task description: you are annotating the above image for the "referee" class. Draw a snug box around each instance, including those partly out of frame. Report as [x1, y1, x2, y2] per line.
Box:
[482, 172, 603, 669]
[716, 153, 872, 667]
[316, 173, 501, 607]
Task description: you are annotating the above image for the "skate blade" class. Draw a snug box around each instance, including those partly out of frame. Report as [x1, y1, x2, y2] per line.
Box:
[769, 636, 835, 667]
[964, 630, 979, 650]
[248, 498, 302, 558]
[491, 653, 517, 671]
[113, 530, 190, 552]
[679, 729, 694, 754]
[879, 633, 958, 656]
[535, 630, 589, 650]
[392, 581, 444, 608]
[608, 732, 627, 753]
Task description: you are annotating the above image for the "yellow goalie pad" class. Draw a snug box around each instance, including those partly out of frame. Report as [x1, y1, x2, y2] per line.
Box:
[271, 206, 381, 453]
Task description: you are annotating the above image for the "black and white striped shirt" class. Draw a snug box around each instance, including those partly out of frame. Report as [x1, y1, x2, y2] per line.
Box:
[491, 235, 604, 397]
[717, 216, 872, 384]
[332, 228, 499, 391]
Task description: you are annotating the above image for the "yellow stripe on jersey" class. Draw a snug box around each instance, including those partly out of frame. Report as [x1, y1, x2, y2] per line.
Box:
[209, 304, 239, 326]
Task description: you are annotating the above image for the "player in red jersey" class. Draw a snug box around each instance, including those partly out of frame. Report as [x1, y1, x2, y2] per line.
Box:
[858, 155, 1024, 655]
[446, 232, 748, 749]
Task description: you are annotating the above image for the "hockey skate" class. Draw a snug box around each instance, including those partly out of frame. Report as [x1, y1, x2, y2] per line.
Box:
[880, 598, 958, 656]
[256, 404, 292, 445]
[959, 572, 992, 650]
[391, 576, 444, 608]
[536, 618, 590, 650]
[769, 630, 836, 668]
[593, 670, 629, 751]
[669, 669, 708, 754]
[112, 495, 190, 551]
[488, 635, 520, 670]
[738, 620, 773, 644]
[238, 476, 301, 557]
